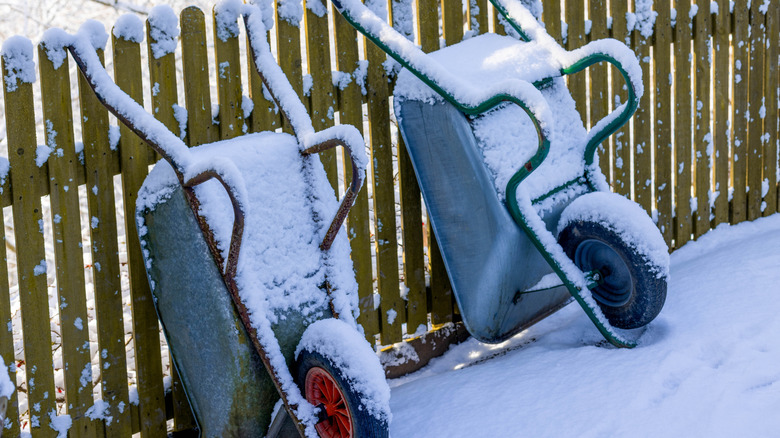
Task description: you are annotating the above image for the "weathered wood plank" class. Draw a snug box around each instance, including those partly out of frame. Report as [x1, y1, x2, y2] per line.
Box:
[146, 18, 196, 433]
[674, 0, 693, 245]
[392, 0, 426, 336]
[442, 0, 463, 46]
[712, 0, 731, 226]
[246, 31, 282, 132]
[305, 1, 338, 192]
[732, 2, 749, 224]
[397, 135, 426, 335]
[0, 196, 20, 438]
[276, 6, 304, 134]
[38, 42, 95, 437]
[765, 4, 779, 215]
[654, 0, 674, 245]
[470, 0, 488, 35]
[693, 0, 712, 237]
[590, 0, 611, 183]
[632, 2, 653, 214]
[112, 32, 167, 438]
[746, 0, 765, 220]
[3, 51, 57, 438]
[213, 6, 244, 140]
[542, 0, 562, 44]
[77, 48, 133, 438]
[333, 3, 377, 342]
[566, 0, 587, 123]
[365, 9, 403, 344]
[610, 0, 631, 198]
[181, 7, 218, 146]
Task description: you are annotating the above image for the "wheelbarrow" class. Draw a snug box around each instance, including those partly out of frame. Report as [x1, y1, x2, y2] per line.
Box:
[64, 4, 390, 437]
[331, 0, 669, 347]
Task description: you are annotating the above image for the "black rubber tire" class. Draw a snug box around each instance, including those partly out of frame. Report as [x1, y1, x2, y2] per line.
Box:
[296, 350, 389, 438]
[558, 220, 667, 329]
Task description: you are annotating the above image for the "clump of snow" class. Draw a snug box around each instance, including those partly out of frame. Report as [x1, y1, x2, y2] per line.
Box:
[41, 28, 71, 70]
[49, 413, 72, 438]
[86, 399, 113, 425]
[0, 354, 14, 399]
[1, 36, 36, 92]
[36, 144, 53, 167]
[634, 0, 657, 38]
[214, 0, 242, 42]
[0, 157, 10, 187]
[558, 191, 670, 278]
[78, 20, 109, 50]
[148, 5, 180, 59]
[305, 0, 328, 18]
[277, 0, 304, 25]
[296, 319, 392, 423]
[108, 125, 121, 150]
[172, 104, 188, 140]
[112, 14, 144, 43]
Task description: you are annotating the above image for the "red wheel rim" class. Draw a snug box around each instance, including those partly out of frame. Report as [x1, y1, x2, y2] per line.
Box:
[305, 367, 353, 438]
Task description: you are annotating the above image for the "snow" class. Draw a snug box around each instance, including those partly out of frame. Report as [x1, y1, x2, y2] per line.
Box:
[148, 5, 179, 59]
[389, 214, 780, 437]
[0, 354, 13, 399]
[296, 319, 392, 423]
[48, 413, 71, 438]
[1, 36, 36, 92]
[111, 14, 144, 43]
[277, 0, 304, 25]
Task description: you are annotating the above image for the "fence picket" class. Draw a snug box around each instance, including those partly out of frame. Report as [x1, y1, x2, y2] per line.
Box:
[0, 201, 19, 438]
[276, 9, 304, 134]
[471, 0, 489, 35]
[365, 11, 403, 344]
[610, 1, 631, 198]
[305, 2, 339, 191]
[38, 42, 95, 437]
[766, 5, 779, 215]
[180, 7, 218, 146]
[77, 48, 133, 437]
[213, 6, 244, 140]
[633, 2, 653, 214]
[746, 1, 765, 220]
[712, 0, 731, 226]
[732, 3, 749, 224]
[674, 0, 693, 246]
[112, 32, 167, 437]
[693, 0, 712, 237]
[654, 0, 674, 246]
[565, 0, 586, 122]
[3, 52, 58, 437]
[145, 20, 196, 433]
[589, 0, 611, 182]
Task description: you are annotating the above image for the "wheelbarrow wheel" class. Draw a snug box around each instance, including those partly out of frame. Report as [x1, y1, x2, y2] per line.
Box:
[558, 220, 667, 329]
[297, 350, 389, 438]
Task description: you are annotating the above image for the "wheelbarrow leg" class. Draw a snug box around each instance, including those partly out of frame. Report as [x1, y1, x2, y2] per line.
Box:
[266, 405, 304, 438]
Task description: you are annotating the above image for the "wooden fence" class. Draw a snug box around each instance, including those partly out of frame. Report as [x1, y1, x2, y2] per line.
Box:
[0, 0, 777, 436]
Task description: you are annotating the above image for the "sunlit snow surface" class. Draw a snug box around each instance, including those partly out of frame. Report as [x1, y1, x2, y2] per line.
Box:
[390, 214, 780, 437]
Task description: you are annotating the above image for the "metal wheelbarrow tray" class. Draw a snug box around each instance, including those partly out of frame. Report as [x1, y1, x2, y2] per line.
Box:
[63, 3, 391, 436]
[333, 0, 669, 347]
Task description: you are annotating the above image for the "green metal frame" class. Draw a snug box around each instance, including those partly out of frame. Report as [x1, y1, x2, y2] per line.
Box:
[334, 0, 641, 347]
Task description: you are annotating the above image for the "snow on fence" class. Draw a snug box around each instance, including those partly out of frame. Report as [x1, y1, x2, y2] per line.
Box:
[0, 0, 777, 436]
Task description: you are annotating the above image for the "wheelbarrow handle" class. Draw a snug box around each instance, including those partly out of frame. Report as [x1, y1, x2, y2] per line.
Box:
[242, 6, 367, 251]
[489, 0, 643, 168]
[300, 126, 366, 251]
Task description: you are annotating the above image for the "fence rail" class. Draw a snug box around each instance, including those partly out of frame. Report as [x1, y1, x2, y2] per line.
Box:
[0, 0, 777, 436]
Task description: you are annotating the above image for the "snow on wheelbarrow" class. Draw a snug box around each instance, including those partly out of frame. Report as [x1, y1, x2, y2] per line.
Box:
[332, 0, 669, 348]
[57, 2, 391, 437]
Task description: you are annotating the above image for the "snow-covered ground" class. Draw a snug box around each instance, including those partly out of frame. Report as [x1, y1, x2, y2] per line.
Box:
[389, 214, 780, 437]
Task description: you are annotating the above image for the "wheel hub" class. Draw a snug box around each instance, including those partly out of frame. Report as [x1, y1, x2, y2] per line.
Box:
[575, 238, 633, 307]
